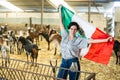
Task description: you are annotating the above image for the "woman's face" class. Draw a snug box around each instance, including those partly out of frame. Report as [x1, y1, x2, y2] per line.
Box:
[69, 25, 77, 36]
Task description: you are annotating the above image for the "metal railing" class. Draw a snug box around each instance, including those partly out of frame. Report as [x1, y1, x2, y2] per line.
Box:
[0, 57, 96, 80]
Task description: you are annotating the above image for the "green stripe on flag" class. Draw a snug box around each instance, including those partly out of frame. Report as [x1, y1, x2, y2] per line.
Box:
[61, 6, 74, 32]
[61, 6, 86, 38]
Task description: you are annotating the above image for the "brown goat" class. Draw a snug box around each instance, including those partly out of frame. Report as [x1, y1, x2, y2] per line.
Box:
[49, 33, 62, 55]
[28, 29, 40, 45]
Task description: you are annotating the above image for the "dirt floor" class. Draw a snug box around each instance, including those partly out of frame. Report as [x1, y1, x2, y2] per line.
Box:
[1, 37, 119, 80]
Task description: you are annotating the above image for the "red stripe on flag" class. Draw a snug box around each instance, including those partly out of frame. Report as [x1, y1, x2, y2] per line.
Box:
[92, 28, 109, 38]
[84, 28, 114, 65]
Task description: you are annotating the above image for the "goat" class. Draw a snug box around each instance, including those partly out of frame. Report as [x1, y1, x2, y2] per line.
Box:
[48, 28, 62, 55]
[7, 30, 17, 54]
[40, 24, 50, 41]
[0, 39, 10, 67]
[28, 28, 40, 45]
[18, 36, 40, 66]
[39, 32, 50, 50]
[39, 25, 57, 50]
[17, 35, 34, 55]
[26, 35, 34, 43]
[49, 33, 62, 55]
[0, 25, 7, 35]
[40, 26, 62, 55]
[17, 41, 24, 55]
[113, 40, 120, 64]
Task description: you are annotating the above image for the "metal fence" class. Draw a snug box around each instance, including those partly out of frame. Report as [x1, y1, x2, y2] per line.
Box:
[0, 57, 96, 80]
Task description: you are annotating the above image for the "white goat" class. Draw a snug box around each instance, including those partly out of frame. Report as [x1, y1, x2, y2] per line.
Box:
[1, 40, 10, 67]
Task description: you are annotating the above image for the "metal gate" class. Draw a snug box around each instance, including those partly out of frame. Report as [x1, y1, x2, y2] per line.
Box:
[0, 57, 96, 80]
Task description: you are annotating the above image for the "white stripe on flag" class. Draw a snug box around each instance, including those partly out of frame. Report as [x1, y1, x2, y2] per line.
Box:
[72, 14, 96, 38]
[80, 44, 91, 57]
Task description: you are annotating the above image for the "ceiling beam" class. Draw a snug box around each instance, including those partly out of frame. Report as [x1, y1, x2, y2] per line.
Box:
[65, 0, 109, 3]
[65, 0, 90, 1]
[46, 0, 56, 8]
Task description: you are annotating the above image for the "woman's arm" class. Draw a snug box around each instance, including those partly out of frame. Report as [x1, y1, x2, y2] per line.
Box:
[88, 37, 113, 43]
[59, 5, 65, 31]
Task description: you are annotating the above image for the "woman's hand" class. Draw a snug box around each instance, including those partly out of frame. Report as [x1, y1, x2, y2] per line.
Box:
[107, 36, 113, 42]
[58, 4, 62, 9]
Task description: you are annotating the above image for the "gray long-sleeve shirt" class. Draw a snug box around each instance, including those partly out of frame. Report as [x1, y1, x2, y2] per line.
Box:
[60, 29, 88, 59]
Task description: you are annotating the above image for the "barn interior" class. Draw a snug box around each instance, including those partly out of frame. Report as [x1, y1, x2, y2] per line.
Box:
[0, 0, 120, 80]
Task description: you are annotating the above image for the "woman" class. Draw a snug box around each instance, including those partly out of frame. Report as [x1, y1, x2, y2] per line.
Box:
[57, 5, 112, 80]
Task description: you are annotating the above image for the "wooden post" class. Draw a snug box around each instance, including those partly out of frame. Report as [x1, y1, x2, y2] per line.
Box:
[88, 1, 91, 22]
[41, 0, 44, 27]
[29, 17, 32, 27]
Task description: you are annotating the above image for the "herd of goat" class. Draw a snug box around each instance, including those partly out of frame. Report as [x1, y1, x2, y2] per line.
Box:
[0, 24, 120, 67]
[0, 24, 62, 66]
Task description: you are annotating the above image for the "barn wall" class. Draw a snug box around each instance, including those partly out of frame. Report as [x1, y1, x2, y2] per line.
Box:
[115, 7, 120, 22]
[114, 7, 120, 38]
[0, 13, 59, 24]
[0, 12, 106, 31]
[78, 13, 106, 31]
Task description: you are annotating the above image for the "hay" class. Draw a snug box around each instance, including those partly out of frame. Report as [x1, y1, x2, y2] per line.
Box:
[3, 38, 119, 80]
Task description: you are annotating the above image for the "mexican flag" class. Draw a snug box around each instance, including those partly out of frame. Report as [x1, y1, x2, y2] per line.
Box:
[60, 6, 114, 65]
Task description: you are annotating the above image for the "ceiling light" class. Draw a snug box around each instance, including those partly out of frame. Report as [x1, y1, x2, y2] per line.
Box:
[0, 1, 23, 12]
[25, 10, 34, 12]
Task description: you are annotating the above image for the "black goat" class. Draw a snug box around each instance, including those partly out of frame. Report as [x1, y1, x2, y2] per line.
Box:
[17, 36, 33, 55]
[26, 35, 34, 43]
[113, 40, 120, 64]
[0, 25, 7, 35]
[39, 32, 50, 50]
[18, 36, 40, 66]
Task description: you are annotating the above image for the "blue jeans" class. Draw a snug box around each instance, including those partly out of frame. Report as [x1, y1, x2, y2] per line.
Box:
[57, 57, 80, 80]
